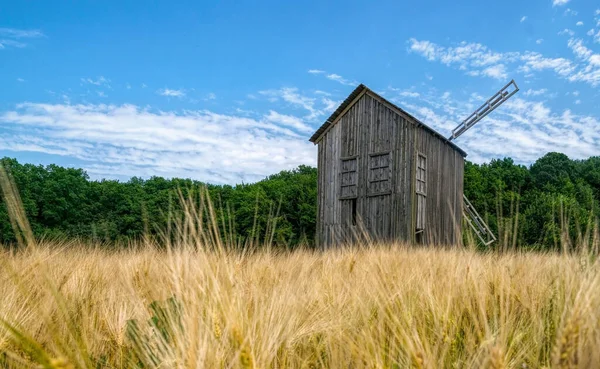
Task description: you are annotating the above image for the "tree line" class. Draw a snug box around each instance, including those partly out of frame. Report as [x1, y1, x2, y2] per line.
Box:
[0, 153, 598, 249]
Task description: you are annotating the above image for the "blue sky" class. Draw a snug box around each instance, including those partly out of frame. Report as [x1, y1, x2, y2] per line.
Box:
[1, 0, 599, 184]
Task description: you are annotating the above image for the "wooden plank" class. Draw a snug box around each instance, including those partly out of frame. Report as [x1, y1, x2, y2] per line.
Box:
[312, 89, 368, 144]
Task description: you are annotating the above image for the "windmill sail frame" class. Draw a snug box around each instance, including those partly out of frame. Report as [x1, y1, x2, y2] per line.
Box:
[449, 80, 519, 141]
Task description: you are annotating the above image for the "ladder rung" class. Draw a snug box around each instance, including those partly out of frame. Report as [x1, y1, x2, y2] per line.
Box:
[463, 195, 496, 246]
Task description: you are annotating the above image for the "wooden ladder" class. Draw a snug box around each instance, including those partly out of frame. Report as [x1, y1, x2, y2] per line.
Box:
[463, 195, 496, 246]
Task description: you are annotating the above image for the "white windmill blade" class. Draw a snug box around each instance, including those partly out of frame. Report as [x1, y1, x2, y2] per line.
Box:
[449, 80, 519, 141]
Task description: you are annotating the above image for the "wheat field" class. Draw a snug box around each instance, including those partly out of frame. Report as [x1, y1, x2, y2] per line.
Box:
[1, 240, 599, 369]
[1, 170, 600, 368]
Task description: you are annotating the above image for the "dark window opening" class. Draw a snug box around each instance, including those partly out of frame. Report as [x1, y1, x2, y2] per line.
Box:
[415, 230, 424, 245]
[351, 198, 357, 226]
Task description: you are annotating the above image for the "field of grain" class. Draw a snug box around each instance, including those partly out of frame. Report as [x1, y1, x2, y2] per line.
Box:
[1, 240, 599, 369]
[1, 169, 600, 368]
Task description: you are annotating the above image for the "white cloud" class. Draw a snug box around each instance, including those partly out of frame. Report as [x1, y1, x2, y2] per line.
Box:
[0, 103, 316, 184]
[576, 21, 584, 26]
[568, 38, 592, 59]
[126, 83, 131, 89]
[553, 0, 570, 6]
[0, 39, 27, 49]
[520, 16, 527, 23]
[0, 28, 44, 38]
[399, 91, 420, 98]
[259, 87, 331, 120]
[16, 78, 25, 83]
[558, 29, 575, 36]
[265, 110, 312, 132]
[321, 98, 338, 112]
[482, 64, 507, 79]
[409, 37, 600, 86]
[402, 89, 600, 164]
[308, 69, 325, 74]
[520, 52, 576, 76]
[573, 90, 580, 96]
[589, 29, 600, 43]
[158, 88, 185, 97]
[314, 90, 331, 96]
[565, 38, 600, 85]
[326, 73, 357, 86]
[524, 88, 548, 96]
[205, 92, 217, 100]
[81, 76, 111, 88]
[564, 8, 578, 16]
[141, 83, 147, 88]
[407, 38, 517, 79]
[0, 27, 44, 49]
[97, 91, 107, 98]
[536, 39, 544, 44]
[575, 99, 581, 104]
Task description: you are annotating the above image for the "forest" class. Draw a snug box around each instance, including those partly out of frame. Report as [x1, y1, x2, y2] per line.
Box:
[0, 152, 598, 250]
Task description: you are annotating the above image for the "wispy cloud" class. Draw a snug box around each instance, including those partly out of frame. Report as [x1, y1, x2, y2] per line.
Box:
[536, 39, 544, 44]
[524, 88, 548, 96]
[321, 98, 339, 113]
[81, 76, 111, 88]
[399, 91, 420, 98]
[520, 16, 528, 23]
[397, 87, 600, 164]
[553, 0, 570, 6]
[408, 37, 600, 86]
[308, 69, 358, 86]
[259, 87, 319, 119]
[0, 28, 44, 38]
[0, 27, 45, 50]
[158, 88, 185, 97]
[16, 78, 25, 83]
[0, 103, 316, 184]
[576, 21, 584, 26]
[564, 8, 578, 16]
[265, 110, 312, 132]
[482, 64, 508, 79]
[558, 28, 575, 36]
[588, 28, 600, 43]
[326, 73, 358, 86]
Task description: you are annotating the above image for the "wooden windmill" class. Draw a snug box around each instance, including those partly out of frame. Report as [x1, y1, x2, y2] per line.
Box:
[310, 80, 519, 248]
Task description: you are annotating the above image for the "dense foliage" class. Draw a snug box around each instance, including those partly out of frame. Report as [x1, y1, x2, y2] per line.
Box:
[0, 152, 598, 249]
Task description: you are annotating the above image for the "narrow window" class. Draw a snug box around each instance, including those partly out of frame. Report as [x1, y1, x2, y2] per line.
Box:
[340, 156, 358, 199]
[416, 153, 427, 232]
[368, 152, 391, 196]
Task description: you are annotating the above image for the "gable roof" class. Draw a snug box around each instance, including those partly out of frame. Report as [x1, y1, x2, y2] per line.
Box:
[309, 84, 467, 157]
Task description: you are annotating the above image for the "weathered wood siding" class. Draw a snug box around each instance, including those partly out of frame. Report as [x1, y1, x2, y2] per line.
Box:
[413, 123, 464, 245]
[316, 91, 464, 248]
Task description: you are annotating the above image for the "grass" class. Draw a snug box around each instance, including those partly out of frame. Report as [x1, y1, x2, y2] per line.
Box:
[1, 169, 600, 368]
[1, 242, 600, 368]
